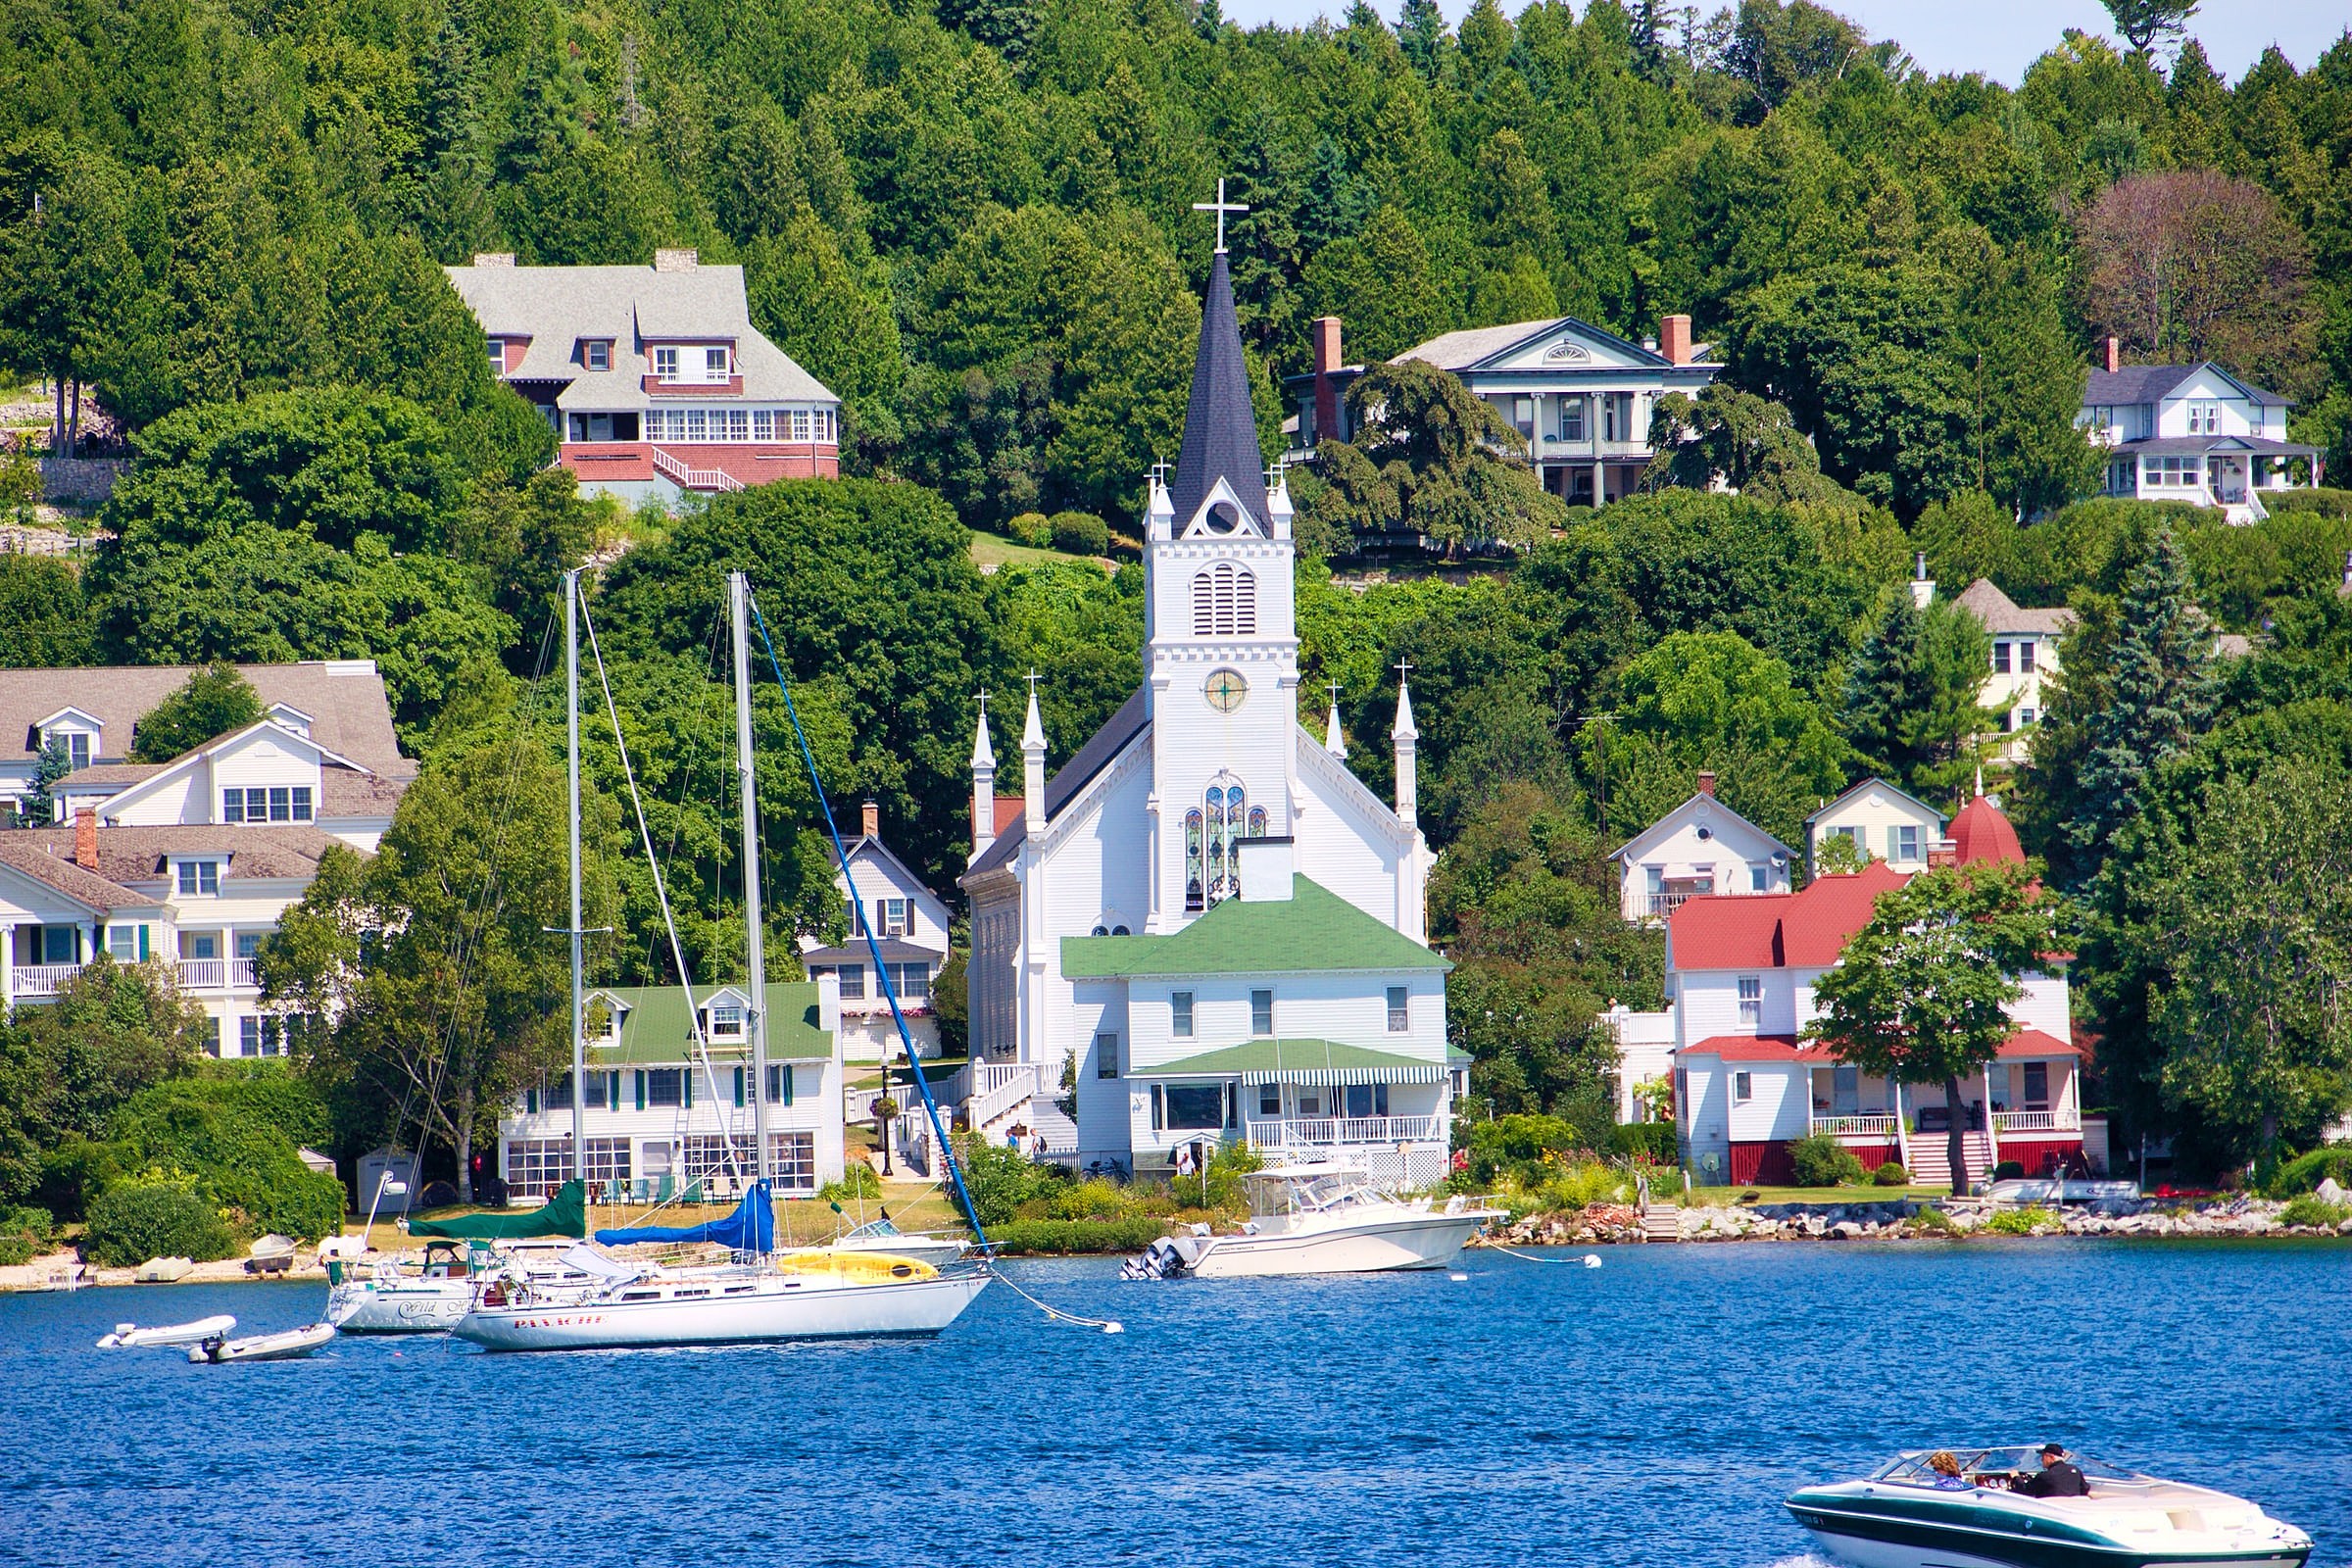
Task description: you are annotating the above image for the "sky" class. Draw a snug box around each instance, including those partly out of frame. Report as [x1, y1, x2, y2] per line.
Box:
[1216, 0, 2352, 86]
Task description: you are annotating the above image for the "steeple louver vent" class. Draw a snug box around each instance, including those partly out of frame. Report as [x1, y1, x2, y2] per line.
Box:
[1192, 563, 1257, 635]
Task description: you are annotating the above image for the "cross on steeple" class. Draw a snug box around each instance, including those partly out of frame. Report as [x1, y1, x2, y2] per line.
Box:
[1026, 669, 1041, 697]
[1192, 178, 1249, 254]
[1394, 658, 1413, 684]
[1328, 679, 1343, 710]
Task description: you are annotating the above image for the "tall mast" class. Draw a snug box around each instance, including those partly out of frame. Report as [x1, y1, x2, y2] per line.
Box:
[730, 571, 773, 1184]
[565, 569, 587, 1186]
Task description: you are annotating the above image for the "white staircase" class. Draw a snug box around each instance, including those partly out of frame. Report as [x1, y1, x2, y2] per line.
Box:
[1907, 1128, 1997, 1190]
[650, 446, 745, 493]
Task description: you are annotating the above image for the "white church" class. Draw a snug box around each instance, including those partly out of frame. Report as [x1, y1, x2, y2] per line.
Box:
[957, 237, 1461, 1187]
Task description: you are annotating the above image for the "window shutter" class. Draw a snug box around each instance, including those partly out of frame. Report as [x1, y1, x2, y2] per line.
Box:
[684, 1072, 694, 1108]
[733, 1067, 745, 1107]
[138, 925, 149, 961]
[635, 1071, 646, 1111]
[527, 1088, 539, 1114]
[608, 1073, 620, 1112]
[779, 1066, 795, 1106]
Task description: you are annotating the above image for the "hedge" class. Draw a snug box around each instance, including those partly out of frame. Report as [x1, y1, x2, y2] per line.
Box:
[2268, 1145, 2352, 1199]
[83, 1177, 239, 1266]
[987, 1216, 1168, 1254]
[1789, 1132, 1869, 1187]
[1604, 1121, 1678, 1164]
[107, 1078, 346, 1241]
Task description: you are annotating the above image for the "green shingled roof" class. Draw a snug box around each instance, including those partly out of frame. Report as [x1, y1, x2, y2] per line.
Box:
[1148, 1039, 1446, 1084]
[586, 982, 832, 1064]
[1061, 876, 1447, 978]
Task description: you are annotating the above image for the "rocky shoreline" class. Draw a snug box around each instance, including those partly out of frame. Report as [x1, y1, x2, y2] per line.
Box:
[0, 1253, 331, 1293]
[1473, 1196, 2352, 1248]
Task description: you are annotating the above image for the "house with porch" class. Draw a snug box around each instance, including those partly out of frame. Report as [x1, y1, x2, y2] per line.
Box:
[496, 980, 847, 1202]
[1287, 312, 1718, 507]
[1666, 793, 2099, 1188]
[1804, 778, 1948, 876]
[2079, 339, 2323, 522]
[0, 662, 416, 1055]
[1608, 772, 1795, 924]
[799, 803, 953, 1064]
[446, 249, 840, 509]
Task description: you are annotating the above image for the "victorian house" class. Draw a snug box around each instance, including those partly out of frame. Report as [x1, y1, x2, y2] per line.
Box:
[2080, 338, 2324, 522]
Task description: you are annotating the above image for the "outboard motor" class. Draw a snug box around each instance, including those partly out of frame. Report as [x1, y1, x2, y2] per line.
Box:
[1120, 1237, 1195, 1281]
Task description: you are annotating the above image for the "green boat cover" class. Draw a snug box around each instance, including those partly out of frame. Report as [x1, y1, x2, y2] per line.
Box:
[407, 1180, 587, 1240]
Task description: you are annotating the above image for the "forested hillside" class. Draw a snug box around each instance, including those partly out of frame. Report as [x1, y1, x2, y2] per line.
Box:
[2, 0, 2350, 1176]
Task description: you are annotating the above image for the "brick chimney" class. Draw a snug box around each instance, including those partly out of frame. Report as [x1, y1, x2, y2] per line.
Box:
[1927, 838, 1958, 869]
[1659, 314, 1693, 367]
[1312, 317, 1343, 445]
[654, 248, 699, 272]
[471, 252, 514, 268]
[2102, 335, 2121, 374]
[860, 800, 880, 840]
[1695, 769, 1716, 798]
[74, 808, 98, 870]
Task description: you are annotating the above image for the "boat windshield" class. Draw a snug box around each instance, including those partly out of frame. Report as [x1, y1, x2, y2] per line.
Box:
[1870, 1448, 2149, 1486]
[842, 1219, 904, 1240]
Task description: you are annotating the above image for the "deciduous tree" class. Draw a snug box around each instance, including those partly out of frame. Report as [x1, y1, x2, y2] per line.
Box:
[128, 662, 264, 762]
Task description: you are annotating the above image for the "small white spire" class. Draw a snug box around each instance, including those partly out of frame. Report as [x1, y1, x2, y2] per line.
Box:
[1021, 671, 1047, 753]
[970, 690, 996, 770]
[1392, 660, 1418, 831]
[1323, 681, 1347, 760]
[1022, 670, 1048, 835]
[1391, 660, 1418, 741]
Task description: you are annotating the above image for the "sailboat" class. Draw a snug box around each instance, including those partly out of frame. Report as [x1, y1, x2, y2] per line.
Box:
[452, 570, 990, 1352]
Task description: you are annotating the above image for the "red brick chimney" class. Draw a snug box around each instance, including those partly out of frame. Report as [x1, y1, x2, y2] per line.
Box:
[74, 808, 98, 870]
[860, 800, 880, 840]
[1695, 769, 1716, 798]
[2102, 336, 2120, 374]
[1659, 314, 1693, 367]
[1312, 317, 1343, 445]
[1927, 838, 1958, 869]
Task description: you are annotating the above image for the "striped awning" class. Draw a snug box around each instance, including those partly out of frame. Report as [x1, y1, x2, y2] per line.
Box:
[1149, 1039, 1446, 1087]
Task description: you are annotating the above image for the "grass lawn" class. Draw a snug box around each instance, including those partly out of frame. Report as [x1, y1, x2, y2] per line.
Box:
[967, 526, 1107, 572]
[1676, 1184, 1961, 1206]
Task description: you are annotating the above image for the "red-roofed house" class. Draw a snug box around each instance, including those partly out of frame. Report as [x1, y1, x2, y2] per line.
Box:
[1661, 797, 2093, 1187]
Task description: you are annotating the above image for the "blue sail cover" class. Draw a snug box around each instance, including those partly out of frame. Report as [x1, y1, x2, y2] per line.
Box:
[594, 1181, 775, 1251]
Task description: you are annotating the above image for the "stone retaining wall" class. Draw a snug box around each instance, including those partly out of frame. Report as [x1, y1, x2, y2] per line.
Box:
[1475, 1196, 2352, 1247]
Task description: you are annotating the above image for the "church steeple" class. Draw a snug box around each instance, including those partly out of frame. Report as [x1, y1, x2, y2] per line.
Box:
[1168, 249, 1268, 529]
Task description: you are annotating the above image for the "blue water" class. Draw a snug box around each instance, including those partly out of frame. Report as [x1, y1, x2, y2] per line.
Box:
[2, 1240, 2344, 1568]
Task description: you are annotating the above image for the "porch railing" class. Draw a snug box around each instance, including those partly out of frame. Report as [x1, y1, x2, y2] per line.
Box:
[1810, 1114, 1899, 1138]
[177, 958, 225, 989]
[968, 1063, 1041, 1132]
[11, 962, 82, 998]
[1250, 1114, 1441, 1149]
[1991, 1109, 2077, 1135]
[231, 957, 258, 987]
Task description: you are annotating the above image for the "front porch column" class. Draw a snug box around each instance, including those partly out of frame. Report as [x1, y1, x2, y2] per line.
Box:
[1983, 1064, 2001, 1162]
[0, 923, 13, 1008]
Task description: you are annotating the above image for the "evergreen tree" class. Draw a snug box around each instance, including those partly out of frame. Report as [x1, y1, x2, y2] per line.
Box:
[1630, 0, 1671, 85]
[1840, 592, 1993, 795]
[1194, 0, 1225, 42]
[1395, 0, 1449, 79]
[2066, 527, 2215, 871]
[2099, 0, 2197, 56]
[26, 735, 73, 826]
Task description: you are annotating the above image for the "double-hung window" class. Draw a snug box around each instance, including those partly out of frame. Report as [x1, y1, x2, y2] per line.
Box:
[1893, 824, 1921, 862]
[1257, 1081, 1280, 1115]
[1386, 986, 1409, 1033]
[1733, 1070, 1753, 1103]
[1991, 642, 2011, 674]
[837, 963, 864, 1001]
[584, 340, 611, 371]
[1250, 989, 1273, 1036]
[705, 347, 729, 379]
[646, 1068, 685, 1108]
[2018, 640, 2036, 674]
[765, 1064, 795, 1105]
[1171, 992, 1195, 1039]
[177, 860, 220, 896]
[1738, 975, 1762, 1030]
[107, 924, 141, 960]
[876, 898, 911, 937]
[654, 347, 678, 380]
[1096, 1032, 1120, 1079]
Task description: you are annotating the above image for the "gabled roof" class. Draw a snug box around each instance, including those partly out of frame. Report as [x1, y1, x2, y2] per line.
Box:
[0, 661, 414, 775]
[1669, 861, 1909, 971]
[11, 823, 345, 884]
[2083, 362, 2290, 408]
[1397, 314, 1673, 372]
[0, 841, 161, 911]
[1805, 778, 1947, 830]
[1061, 876, 1446, 978]
[1610, 791, 1797, 864]
[963, 687, 1152, 880]
[1169, 251, 1270, 529]
[2109, 434, 2319, 458]
[1952, 579, 2076, 638]
[835, 835, 949, 915]
[586, 982, 832, 1063]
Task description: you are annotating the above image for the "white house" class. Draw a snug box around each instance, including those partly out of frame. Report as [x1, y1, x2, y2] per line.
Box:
[495, 980, 847, 1201]
[2080, 340, 2324, 522]
[799, 802, 954, 1064]
[1288, 311, 1719, 508]
[1607, 773, 1795, 924]
[1667, 794, 2099, 1189]
[1805, 778, 1948, 877]
[959, 241, 1458, 1186]
[0, 662, 416, 1055]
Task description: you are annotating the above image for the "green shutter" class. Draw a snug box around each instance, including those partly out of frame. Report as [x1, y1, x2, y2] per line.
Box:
[138, 925, 149, 961]
[684, 1071, 693, 1109]
[733, 1067, 745, 1107]
[526, 1088, 539, 1114]
[634, 1070, 646, 1111]
[779, 1065, 795, 1106]
[608, 1072, 620, 1112]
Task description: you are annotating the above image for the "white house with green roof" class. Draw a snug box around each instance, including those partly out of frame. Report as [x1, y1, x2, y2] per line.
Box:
[494, 979, 845, 1202]
[957, 228, 1454, 1183]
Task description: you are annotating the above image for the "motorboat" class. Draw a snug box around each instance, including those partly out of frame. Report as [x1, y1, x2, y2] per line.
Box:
[1985, 1178, 2142, 1205]
[1787, 1446, 2313, 1568]
[188, 1323, 337, 1363]
[790, 1216, 969, 1271]
[324, 1240, 476, 1334]
[451, 1251, 991, 1351]
[1122, 1164, 1502, 1280]
[97, 1314, 237, 1349]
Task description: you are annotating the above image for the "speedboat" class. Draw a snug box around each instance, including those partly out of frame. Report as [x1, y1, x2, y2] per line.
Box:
[790, 1216, 968, 1270]
[1787, 1446, 2313, 1568]
[188, 1323, 337, 1363]
[97, 1314, 237, 1348]
[1122, 1163, 1501, 1280]
[324, 1240, 476, 1333]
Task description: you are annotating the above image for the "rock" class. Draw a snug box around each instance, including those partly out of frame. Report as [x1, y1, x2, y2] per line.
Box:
[2313, 1177, 2346, 1204]
[1827, 1221, 1862, 1240]
[2336, 1215, 2352, 1236]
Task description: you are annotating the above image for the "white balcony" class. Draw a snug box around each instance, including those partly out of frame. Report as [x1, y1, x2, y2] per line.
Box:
[177, 958, 225, 989]
[1250, 1114, 1442, 1149]
[231, 957, 258, 987]
[1991, 1109, 2078, 1135]
[1810, 1114, 1899, 1139]
[11, 962, 82, 998]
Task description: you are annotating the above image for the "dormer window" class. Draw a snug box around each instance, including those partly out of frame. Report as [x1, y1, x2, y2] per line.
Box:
[654, 347, 679, 380]
[62, 732, 89, 769]
[584, 340, 612, 371]
[486, 335, 503, 368]
[705, 347, 730, 378]
[701, 1001, 745, 1040]
[176, 859, 220, 896]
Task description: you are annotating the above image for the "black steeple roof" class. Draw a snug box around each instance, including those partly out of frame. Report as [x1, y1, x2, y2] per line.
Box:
[1169, 250, 1268, 527]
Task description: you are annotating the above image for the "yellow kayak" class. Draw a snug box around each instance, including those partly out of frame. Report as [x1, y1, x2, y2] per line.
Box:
[770, 1251, 938, 1283]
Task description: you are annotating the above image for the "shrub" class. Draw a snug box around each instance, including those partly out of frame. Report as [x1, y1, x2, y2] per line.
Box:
[33, 1136, 122, 1221]
[953, 1133, 1062, 1227]
[1605, 1121, 1678, 1165]
[1007, 512, 1053, 549]
[988, 1216, 1167, 1254]
[1873, 1161, 1910, 1186]
[817, 1162, 882, 1202]
[0, 1204, 56, 1266]
[1464, 1114, 1584, 1186]
[83, 1176, 239, 1265]
[2278, 1194, 2350, 1230]
[1910, 1203, 1959, 1235]
[1048, 1176, 1149, 1222]
[109, 1078, 346, 1241]
[1196, 1140, 1263, 1211]
[1539, 1162, 1630, 1211]
[1983, 1204, 2059, 1236]
[1789, 1133, 1869, 1188]
[2267, 1145, 2352, 1199]
[1048, 511, 1109, 555]
[1991, 1159, 2027, 1181]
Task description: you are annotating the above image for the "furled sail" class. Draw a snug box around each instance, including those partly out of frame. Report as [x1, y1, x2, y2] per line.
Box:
[594, 1181, 775, 1252]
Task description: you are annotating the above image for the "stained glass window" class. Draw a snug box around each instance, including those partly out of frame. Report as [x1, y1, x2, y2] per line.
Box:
[1185, 808, 1204, 911]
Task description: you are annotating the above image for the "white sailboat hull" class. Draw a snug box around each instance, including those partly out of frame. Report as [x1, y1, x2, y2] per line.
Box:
[451, 1270, 991, 1351]
[1188, 1211, 1493, 1278]
[325, 1279, 474, 1333]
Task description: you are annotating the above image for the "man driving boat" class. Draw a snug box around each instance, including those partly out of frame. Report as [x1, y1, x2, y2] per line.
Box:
[2015, 1443, 2088, 1497]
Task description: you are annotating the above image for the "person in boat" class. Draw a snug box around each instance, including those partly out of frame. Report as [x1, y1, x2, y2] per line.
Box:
[1925, 1452, 1972, 1490]
[2015, 1443, 2088, 1497]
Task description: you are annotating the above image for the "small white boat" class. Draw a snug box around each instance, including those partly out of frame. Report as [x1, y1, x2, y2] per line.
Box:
[1985, 1178, 2142, 1205]
[790, 1217, 969, 1271]
[188, 1323, 337, 1363]
[1123, 1164, 1502, 1280]
[132, 1256, 194, 1283]
[324, 1242, 476, 1334]
[97, 1314, 237, 1348]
